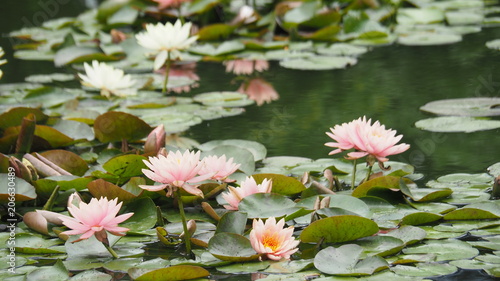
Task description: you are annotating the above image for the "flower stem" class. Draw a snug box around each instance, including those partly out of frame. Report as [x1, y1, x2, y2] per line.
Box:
[42, 185, 60, 211]
[103, 243, 119, 259]
[162, 52, 172, 94]
[175, 189, 192, 256]
[351, 158, 357, 189]
[365, 164, 373, 183]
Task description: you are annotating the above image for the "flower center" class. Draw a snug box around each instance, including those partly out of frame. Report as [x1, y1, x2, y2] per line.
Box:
[262, 233, 280, 251]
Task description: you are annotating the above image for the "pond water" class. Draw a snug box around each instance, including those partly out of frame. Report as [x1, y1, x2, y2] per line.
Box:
[1, 1, 500, 281]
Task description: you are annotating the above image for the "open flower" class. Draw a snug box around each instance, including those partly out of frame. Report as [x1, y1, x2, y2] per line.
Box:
[78, 60, 137, 98]
[221, 176, 272, 210]
[224, 59, 269, 75]
[249, 217, 299, 261]
[140, 150, 213, 197]
[136, 20, 198, 70]
[59, 193, 133, 243]
[199, 155, 241, 182]
[238, 78, 279, 106]
[325, 116, 410, 163]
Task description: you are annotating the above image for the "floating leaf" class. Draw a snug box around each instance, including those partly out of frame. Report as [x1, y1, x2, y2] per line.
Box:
[52, 119, 94, 141]
[443, 202, 500, 220]
[129, 265, 210, 281]
[402, 240, 479, 261]
[199, 139, 266, 161]
[415, 116, 500, 132]
[420, 97, 500, 117]
[401, 212, 443, 226]
[216, 261, 270, 274]
[300, 215, 379, 243]
[38, 150, 89, 176]
[296, 194, 371, 218]
[316, 43, 369, 57]
[352, 176, 402, 198]
[383, 226, 427, 245]
[94, 111, 152, 143]
[193, 91, 253, 107]
[355, 236, 405, 257]
[121, 197, 157, 233]
[70, 270, 112, 281]
[26, 260, 69, 280]
[208, 233, 259, 262]
[391, 263, 457, 277]
[102, 154, 147, 178]
[54, 46, 118, 67]
[200, 144, 255, 175]
[314, 244, 389, 276]
[279, 56, 357, 70]
[216, 211, 247, 235]
[397, 8, 445, 24]
[398, 33, 462, 46]
[0, 174, 36, 202]
[87, 179, 137, 203]
[0, 107, 48, 129]
[189, 40, 243, 56]
[252, 173, 306, 195]
[238, 193, 298, 219]
[486, 39, 500, 50]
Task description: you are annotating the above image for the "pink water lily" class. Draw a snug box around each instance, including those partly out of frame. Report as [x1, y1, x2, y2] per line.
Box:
[153, 0, 191, 9]
[140, 150, 213, 197]
[59, 193, 133, 243]
[221, 176, 272, 210]
[199, 155, 241, 182]
[325, 116, 410, 163]
[249, 217, 299, 261]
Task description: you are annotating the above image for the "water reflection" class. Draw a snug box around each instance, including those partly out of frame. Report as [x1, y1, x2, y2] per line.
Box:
[224, 59, 280, 106]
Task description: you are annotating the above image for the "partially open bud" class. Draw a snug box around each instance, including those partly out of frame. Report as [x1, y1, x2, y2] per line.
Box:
[111, 29, 127, 43]
[144, 125, 166, 155]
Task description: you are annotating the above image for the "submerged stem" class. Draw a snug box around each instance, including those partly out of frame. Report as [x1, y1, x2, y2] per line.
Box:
[351, 158, 357, 189]
[162, 52, 172, 94]
[103, 243, 119, 259]
[176, 189, 192, 256]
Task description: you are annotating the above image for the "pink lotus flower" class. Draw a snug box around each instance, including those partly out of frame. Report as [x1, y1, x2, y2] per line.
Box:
[221, 176, 272, 210]
[140, 150, 213, 197]
[224, 60, 269, 75]
[238, 78, 279, 106]
[249, 217, 299, 261]
[153, 0, 191, 9]
[199, 155, 241, 182]
[59, 193, 133, 243]
[325, 116, 410, 162]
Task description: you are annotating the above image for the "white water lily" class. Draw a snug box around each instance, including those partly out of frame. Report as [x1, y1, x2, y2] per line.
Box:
[0, 47, 7, 79]
[78, 60, 137, 98]
[135, 20, 198, 70]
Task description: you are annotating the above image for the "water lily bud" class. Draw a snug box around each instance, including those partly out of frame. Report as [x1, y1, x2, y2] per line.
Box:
[144, 124, 166, 155]
[111, 29, 127, 43]
[180, 219, 197, 238]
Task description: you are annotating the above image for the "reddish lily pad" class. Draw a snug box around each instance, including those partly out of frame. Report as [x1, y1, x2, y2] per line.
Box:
[352, 176, 402, 198]
[443, 202, 500, 220]
[87, 179, 137, 202]
[0, 107, 48, 129]
[94, 111, 152, 143]
[39, 150, 89, 176]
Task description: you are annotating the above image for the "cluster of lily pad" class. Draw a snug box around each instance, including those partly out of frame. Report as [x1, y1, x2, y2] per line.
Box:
[1, 0, 500, 280]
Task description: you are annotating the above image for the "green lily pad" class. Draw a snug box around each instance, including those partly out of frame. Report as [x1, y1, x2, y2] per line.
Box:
[419, 97, 500, 117]
[52, 119, 94, 141]
[238, 193, 298, 219]
[200, 144, 255, 175]
[198, 139, 267, 161]
[402, 240, 479, 261]
[193, 91, 253, 107]
[215, 211, 247, 235]
[446, 11, 484, 25]
[415, 116, 500, 132]
[26, 260, 69, 280]
[102, 154, 147, 178]
[54, 46, 118, 67]
[189, 41, 244, 57]
[70, 270, 112, 281]
[0, 107, 49, 129]
[401, 212, 443, 226]
[391, 263, 457, 277]
[352, 176, 402, 198]
[0, 174, 37, 203]
[488, 162, 500, 177]
[397, 8, 445, 24]
[252, 173, 306, 195]
[383, 226, 427, 245]
[296, 195, 371, 218]
[398, 33, 462, 46]
[316, 43, 369, 57]
[121, 197, 157, 233]
[314, 244, 389, 276]
[399, 180, 453, 202]
[279, 56, 357, 70]
[443, 202, 500, 220]
[25, 73, 75, 83]
[486, 39, 500, 50]
[208, 233, 259, 262]
[94, 111, 152, 143]
[15, 233, 64, 254]
[129, 265, 210, 281]
[216, 261, 270, 274]
[355, 235, 405, 257]
[300, 215, 379, 243]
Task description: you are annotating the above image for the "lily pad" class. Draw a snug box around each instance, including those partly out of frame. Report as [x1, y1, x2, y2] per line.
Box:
[443, 202, 500, 220]
[94, 111, 152, 143]
[193, 91, 254, 107]
[402, 240, 479, 261]
[252, 173, 306, 195]
[397, 8, 445, 24]
[398, 33, 462, 46]
[300, 215, 379, 243]
[419, 97, 500, 117]
[208, 233, 259, 262]
[198, 139, 267, 161]
[128, 265, 210, 281]
[238, 193, 298, 219]
[314, 244, 389, 276]
[0, 174, 37, 202]
[391, 263, 457, 277]
[415, 116, 500, 132]
[279, 56, 357, 70]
